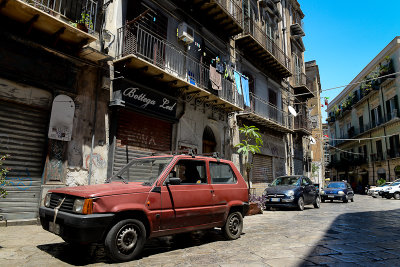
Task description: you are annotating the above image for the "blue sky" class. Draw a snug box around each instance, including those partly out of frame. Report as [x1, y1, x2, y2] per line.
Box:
[301, 0, 400, 120]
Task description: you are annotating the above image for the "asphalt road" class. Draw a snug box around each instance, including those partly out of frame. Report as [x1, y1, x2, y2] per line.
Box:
[1, 195, 400, 266]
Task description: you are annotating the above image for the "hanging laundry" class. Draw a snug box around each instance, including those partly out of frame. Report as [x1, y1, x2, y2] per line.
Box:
[210, 64, 222, 90]
[325, 97, 329, 106]
[241, 75, 250, 107]
[224, 62, 235, 82]
[216, 61, 224, 74]
[234, 70, 242, 95]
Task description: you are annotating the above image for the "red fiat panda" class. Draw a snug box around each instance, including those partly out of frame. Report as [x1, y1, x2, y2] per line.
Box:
[39, 154, 249, 262]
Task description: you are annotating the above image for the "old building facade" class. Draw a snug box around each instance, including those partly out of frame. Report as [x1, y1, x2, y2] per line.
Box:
[326, 36, 400, 189]
[0, 0, 314, 221]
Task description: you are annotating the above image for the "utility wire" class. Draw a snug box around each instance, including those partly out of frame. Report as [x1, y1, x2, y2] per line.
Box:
[293, 71, 400, 98]
[327, 144, 364, 155]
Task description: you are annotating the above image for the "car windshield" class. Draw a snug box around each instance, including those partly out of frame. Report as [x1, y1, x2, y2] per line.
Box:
[109, 157, 173, 185]
[271, 176, 300, 186]
[327, 182, 346, 189]
[391, 182, 400, 186]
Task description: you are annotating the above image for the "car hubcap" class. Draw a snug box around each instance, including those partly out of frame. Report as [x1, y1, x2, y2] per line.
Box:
[229, 215, 240, 235]
[299, 198, 304, 209]
[116, 224, 138, 253]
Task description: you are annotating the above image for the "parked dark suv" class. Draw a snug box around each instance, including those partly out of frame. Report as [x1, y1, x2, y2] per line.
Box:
[39, 154, 249, 262]
[263, 175, 320, 211]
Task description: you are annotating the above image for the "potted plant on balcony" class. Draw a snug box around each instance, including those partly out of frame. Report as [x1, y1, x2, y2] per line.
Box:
[76, 12, 93, 33]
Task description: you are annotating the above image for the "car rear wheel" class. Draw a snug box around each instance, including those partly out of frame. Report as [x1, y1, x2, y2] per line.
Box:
[313, 196, 321, 208]
[223, 211, 243, 240]
[394, 193, 400, 200]
[297, 196, 305, 211]
[351, 198, 354, 202]
[105, 219, 146, 262]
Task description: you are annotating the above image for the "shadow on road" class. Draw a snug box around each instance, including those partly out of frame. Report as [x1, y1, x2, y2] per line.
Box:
[37, 228, 227, 265]
[298, 207, 400, 266]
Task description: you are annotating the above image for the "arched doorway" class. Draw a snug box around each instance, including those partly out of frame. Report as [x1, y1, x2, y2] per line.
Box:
[202, 126, 216, 153]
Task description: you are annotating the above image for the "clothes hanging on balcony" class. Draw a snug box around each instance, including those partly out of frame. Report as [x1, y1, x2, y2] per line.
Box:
[210, 65, 222, 90]
[234, 70, 242, 95]
[241, 75, 250, 107]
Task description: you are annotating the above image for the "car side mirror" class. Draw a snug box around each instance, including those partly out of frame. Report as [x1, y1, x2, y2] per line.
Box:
[167, 177, 181, 185]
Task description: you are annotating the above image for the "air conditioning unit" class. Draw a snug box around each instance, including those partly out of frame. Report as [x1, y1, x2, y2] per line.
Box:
[178, 22, 194, 44]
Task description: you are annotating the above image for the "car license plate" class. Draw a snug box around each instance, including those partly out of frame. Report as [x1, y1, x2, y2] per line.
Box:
[49, 222, 60, 235]
[270, 198, 280, 202]
[328, 195, 334, 198]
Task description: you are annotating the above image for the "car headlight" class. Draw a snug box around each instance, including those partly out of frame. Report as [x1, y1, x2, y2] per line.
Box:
[73, 198, 93, 214]
[44, 193, 52, 207]
[321, 190, 325, 195]
[338, 191, 345, 195]
[287, 190, 294, 196]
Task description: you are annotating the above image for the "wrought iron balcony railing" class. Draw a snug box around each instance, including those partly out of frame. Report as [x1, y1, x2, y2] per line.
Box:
[294, 112, 312, 133]
[116, 23, 243, 109]
[21, 0, 99, 34]
[245, 93, 290, 129]
[215, 0, 243, 28]
[237, 17, 290, 72]
[293, 71, 307, 88]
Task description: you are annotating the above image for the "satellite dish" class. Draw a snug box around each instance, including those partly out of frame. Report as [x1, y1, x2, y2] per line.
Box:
[310, 136, 316, 145]
[288, 106, 297, 117]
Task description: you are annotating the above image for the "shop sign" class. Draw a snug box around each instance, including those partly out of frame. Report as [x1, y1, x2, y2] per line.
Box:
[114, 79, 177, 119]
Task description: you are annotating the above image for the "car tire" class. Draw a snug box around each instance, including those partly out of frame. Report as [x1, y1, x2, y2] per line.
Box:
[297, 196, 305, 211]
[394, 193, 400, 200]
[223, 211, 243, 240]
[351, 198, 354, 202]
[313, 196, 321, 208]
[321, 198, 325, 203]
[386, 195, 392, 199]
[105, 219, 146, 262]
[343, 199, 348, 203]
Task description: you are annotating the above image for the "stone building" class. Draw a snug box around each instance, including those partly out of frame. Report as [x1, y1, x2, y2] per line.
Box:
[326, 36, 400, 188]
[0, 0, 314, 222]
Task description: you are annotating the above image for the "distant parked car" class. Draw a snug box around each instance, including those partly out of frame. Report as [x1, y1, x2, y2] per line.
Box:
[263, 176, 320, 211]
[367, 182, 392, 198]
[382, 182, 400, 199]
[321, 182, 354, 203]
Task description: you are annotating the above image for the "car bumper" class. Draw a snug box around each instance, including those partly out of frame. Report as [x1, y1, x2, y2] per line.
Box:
[39, 207, 115, 243]
[321, 195, 347, 201]
[265, 198, 297, 208]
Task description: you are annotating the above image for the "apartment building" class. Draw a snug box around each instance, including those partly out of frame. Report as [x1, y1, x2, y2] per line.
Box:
[326, 37, 400, 188]
[322, 123, 331, 180]
[305, 60, 324, 186]
[0, 0, 313, 221]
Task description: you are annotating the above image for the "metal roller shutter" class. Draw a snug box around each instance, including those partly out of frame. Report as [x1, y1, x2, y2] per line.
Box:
[0, 100, 48, 221]
[113, 110, 172, 175]
[252, 154, 273, 183]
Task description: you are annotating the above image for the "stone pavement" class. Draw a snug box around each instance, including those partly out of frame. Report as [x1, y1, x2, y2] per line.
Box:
[2, 195, 400, 266]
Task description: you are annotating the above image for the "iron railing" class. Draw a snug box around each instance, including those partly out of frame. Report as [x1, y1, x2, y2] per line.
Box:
[294, 112, 312, 133]
[246, 93, 290, 128]
[238, 17, 290, 71]
[116, 24, 244, 109]
[22, 0, 99, 34]
[293, 70, 307, 88]
[215, 0, 243, 28]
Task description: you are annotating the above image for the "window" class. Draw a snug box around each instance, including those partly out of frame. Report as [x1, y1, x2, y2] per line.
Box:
[210, 162, 237, 184]
[376, 140, 383, 160]
[301, 178, 311, 186]
[386, 96, 399, 121]
[371, 106, 383, 127]
[359, 116, 364, 133]
[170, 160, 207, 184]
[389, 135, 400, 158]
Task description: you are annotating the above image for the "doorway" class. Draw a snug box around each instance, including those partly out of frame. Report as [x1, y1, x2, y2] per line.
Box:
[202, 126, 216, 154]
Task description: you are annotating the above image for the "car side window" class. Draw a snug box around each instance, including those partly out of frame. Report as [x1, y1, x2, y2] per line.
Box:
[210, 162, 237, 184]
[302, 178, 310, 186]
[169, 160, 207, 184]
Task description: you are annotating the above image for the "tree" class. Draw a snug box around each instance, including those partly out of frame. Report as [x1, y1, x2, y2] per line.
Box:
[0, 155, 9, 198]
[235, 125, 263, 193]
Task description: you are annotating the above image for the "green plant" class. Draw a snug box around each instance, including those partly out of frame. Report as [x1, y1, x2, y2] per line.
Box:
[377, 178, 386, 186]
[235, 125, 263, 191]
[78, 12, 93, 30]
[0, 155, 10, 198]
[311, 163, 319, 180]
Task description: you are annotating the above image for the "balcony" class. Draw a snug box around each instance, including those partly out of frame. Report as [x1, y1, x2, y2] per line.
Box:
[236, 93, 292, 133]
[180, 0, 243, 37]
[292, 71, 314, 100]
[0, 0, 99, 46]
[294, 112, 312, 135]
[115, 24, 244, 111]
[235, 17, 291, 78]
[290, 22, 305, 37]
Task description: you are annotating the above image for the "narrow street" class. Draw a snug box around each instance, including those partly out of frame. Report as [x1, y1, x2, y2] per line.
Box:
[1, 195, 400, 266]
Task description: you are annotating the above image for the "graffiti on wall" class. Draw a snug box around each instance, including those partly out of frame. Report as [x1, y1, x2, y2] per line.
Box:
[45, 140, 65, 182]
[85, 153, 106, 169]
[5, 169, 32, 190]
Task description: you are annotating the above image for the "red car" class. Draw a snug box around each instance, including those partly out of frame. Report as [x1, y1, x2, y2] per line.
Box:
[39, 154, 249, 262]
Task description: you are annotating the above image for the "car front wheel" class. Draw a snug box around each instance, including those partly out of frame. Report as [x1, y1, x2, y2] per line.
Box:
[313, 196, 321, 208]
[297, 196, 305, 211]
[223, 211, 243, 240]
[105, 219, 146, 262]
